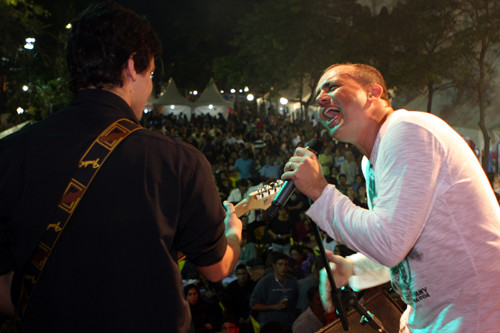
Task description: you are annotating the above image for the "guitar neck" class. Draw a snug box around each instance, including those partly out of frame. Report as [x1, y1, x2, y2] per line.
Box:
[233, 180, 283, 218]
[234, 200, 252, 218]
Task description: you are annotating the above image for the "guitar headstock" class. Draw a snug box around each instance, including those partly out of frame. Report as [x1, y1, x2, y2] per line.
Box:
[234, 180, 284, 218]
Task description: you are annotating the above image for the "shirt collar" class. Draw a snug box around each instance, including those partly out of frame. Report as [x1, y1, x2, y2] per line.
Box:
[71, 89, 140, 123]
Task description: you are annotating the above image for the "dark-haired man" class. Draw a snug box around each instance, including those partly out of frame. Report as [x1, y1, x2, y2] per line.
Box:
[0, 2, 241, 332]
[249, 252, 298, 332]
[222, 264, 254, 324]
[282, 63, 500, 332]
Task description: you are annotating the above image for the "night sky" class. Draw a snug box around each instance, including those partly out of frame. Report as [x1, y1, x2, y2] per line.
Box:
[109, 0, 262, 93]
[33, 0, 262, 93]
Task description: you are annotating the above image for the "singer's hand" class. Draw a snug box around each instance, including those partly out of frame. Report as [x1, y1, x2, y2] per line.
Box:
[319, 250, 354, 313]
[281, 147, 328, 201]
[323, 250, 354, 288]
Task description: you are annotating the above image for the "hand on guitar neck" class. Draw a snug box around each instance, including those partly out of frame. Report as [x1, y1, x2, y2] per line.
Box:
[177, 180, 284, 264]
[234, 180, 284, 217]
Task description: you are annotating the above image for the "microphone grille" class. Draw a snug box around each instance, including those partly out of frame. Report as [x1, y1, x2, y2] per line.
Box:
[305, 138, 323, 156]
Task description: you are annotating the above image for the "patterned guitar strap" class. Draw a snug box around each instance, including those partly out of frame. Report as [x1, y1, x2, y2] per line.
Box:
[14, 118, 143, 330]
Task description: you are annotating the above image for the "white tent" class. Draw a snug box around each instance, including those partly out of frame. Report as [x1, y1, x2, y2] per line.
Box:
[192, 79, 233, 120]
[153, 78, 193, 120]
[144, 93, 157, 114]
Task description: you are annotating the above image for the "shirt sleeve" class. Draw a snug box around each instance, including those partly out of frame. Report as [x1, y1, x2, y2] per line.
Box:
[347, 252, 391, 291]
[249, 277, 267, 307]
[176, 151, 227, 266]
[307, 121, 447, 267]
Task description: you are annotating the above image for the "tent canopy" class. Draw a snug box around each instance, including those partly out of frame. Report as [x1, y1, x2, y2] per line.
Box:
[153, 78, 193, 119]
[193, 79, 232, 120]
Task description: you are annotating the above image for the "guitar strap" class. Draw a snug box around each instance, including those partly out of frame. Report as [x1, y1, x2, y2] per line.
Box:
[14, 118, 143, 328]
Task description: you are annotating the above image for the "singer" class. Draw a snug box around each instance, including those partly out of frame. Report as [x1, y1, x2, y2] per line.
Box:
[281, 63, 500, 332]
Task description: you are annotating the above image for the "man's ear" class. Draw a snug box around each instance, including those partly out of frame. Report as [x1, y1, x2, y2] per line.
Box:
[367, 84, 383, 101]
[125, 56, 138, 82]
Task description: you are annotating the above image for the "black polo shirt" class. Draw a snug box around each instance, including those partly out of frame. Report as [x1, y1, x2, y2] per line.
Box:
[0, 89, 226, 332]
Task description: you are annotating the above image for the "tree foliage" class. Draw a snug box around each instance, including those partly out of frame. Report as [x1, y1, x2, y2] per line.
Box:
[0, 0, 72, 126]
[213, 0, 373, 118]
[388, 0, 463, 111]
[451, 0, 500, 169]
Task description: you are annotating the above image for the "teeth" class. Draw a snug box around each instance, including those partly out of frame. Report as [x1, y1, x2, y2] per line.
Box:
[324, 107, 340, 119]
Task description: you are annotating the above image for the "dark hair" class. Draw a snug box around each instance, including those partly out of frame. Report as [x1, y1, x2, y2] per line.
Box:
[237, 179, 249, 188]
[272, 251, 289, 264]
[183, 283, 199, 297]
[235, 263, 247, 271]
[312, 256, 324, 271]
[221, 315, 239, 326]
[66, 1, 162, 93]
[307, 286, 319, 302]
[245, 258, 264, 268]
[289, 244, 303, 255]
[324, 63, 390, 104]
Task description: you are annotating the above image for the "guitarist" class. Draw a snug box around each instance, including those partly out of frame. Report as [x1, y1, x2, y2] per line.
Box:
[0, 2, 241, 332]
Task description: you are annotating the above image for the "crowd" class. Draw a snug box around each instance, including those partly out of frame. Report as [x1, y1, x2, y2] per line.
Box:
[143, 107, 500, 333]
[141, 108, 369, 333]
[4, 2, 499, 331]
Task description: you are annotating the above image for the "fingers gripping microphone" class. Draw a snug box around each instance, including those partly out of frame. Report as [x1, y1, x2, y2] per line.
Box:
[267, 139, 323, 218]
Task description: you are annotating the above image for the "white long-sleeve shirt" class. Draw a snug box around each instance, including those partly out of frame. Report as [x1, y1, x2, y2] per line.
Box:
[307, 110, 500, 332]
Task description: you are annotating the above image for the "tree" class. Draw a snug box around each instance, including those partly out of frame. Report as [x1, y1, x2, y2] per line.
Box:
[388, 0, 462, 111]
[0, 0, 47, 124]
[452, 0, 500, 170]
[0, 0, 73, 126]
[214, 0, 371, 119]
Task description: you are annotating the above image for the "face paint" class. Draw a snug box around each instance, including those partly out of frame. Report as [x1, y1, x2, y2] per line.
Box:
[317, 91, 345, 137]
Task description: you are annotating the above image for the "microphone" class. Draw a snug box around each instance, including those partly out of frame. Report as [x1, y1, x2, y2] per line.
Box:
[267, 139, 323, 218]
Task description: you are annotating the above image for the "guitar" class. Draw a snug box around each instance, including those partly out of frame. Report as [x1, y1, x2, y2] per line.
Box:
[234, 180, 284, 217]
[177, 180, 284, 263]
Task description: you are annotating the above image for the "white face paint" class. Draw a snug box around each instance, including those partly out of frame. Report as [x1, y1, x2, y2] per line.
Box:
[316, 79, 345, 137]
[315, 66, 370, 143]
[319, 96, 345, 136]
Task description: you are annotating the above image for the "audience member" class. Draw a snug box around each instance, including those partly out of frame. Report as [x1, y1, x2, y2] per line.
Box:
[292, 287, 329, 333]
[219, 316, 240, 333]
[351, 174, 365, 193]
[267, 207, 293, 255]
[356, 184, 369, 208]
[294, 212, 314, 242]
[288, 245, 315, 280]
[259, 155, 282, 180]
[249, 252, 299, 332]
[245, 258, 267, 284]
[239, 230, 258, 265]
[318, 143, 334, 178]
[320, 231, 337, 254]
[286, 191, 307, 226]
[336, 174, 348, 194]
[234, 149, 256, 180]
[296, 257, 324, 312]
[339, 150, 359, 185]
[333, 145, 345, 168]
[185, 284, 220, 332]
[222, 264, 254, 325]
